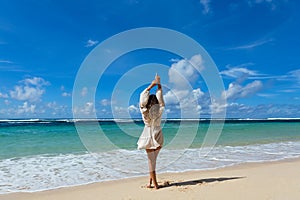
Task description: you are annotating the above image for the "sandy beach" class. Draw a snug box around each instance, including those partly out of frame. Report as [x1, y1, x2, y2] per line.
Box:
[1, 158, 299, 200]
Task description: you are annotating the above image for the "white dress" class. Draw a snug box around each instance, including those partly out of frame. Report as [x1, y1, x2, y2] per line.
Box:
[137, 88, 165, 150]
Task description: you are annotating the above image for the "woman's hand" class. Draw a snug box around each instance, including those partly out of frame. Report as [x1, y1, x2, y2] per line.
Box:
[147, 74, 161, 91]
[155, 73, 160, 85]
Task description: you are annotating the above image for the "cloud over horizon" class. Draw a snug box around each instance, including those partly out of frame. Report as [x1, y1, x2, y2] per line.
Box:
[164, 54, 205, 117]
[10, 77, 50, 102]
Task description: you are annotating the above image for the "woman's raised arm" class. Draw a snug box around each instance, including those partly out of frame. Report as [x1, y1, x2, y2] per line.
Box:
[155, 74, 165, 107]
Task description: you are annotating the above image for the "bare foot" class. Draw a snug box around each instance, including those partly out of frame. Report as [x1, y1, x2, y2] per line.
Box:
[153, 182, 160, 189]
[147, 178, 153, 188]
[154, 185, 160, 190]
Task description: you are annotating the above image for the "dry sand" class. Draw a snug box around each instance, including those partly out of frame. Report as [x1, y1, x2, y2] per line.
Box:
[1, 158, 300, 200]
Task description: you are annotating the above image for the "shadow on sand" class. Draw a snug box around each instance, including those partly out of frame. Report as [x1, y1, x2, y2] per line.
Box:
[161, 176, 245, 188]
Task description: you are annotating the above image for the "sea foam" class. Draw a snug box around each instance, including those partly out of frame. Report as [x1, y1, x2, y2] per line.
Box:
[1, 141, 300, 194]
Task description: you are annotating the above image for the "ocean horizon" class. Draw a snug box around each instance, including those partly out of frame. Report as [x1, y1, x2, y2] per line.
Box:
[1, 118, 300, 194]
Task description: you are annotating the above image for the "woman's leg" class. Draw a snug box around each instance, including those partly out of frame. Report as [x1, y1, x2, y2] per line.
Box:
[146, 147, 161, 189]
[146, 149, 154, 188]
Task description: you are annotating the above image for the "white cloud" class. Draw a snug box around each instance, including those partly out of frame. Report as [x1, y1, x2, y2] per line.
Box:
[165, 57, 266, 117]
[10, 77, 49, 102]
[164, 89, 188, 105]
[164, 88, 204, 108]
[81, 102, 94, 115]
[165, 54, 206, 117]
[46, 101, 69, 116]
[169, 54, 204, 89]
[62, 92, 71, 97]
[81, 87, 88, 97]
[200, 0, 211, 14]
[287, 69, 300, 83]
[111, 105, 140, 117]
[47, 101, 57, 109]
[0, 66, 26, 72]
[100, 99, 110, 106]
[278, 89, 296, 93]
[0, 92, 8, 98]
[221, 67, 300, 87]
[192, 88, 204, 99]
[210, 99, 228, 114]
[180, 92, 203, 112]
[248, 0, 278, 10]
[225, 103, 300, 118]
[61, 85, 71, 97]
[85, 39, 99, 47]
[73, 102, 95, 116]
[206, 66, 264, 114]
[257, 93, 278, 98]
[229, 38, 274, 50]
[10, 86, 44, 102]
[128, 105, 139, 113]
[222, 80, 263, 100]
[272, 69, 300, 83]
[17, 102, 36, 114]
[113, 106, 128, 117]
[0, 60, 13, 64]
[220, 65, 259, 79]
[22, 77, 49, 87]
[169, 58, 180, 62]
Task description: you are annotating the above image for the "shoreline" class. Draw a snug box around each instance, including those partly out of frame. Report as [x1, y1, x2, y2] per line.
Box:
[1, 140, 299, 195]
[1, 158, 300, 200]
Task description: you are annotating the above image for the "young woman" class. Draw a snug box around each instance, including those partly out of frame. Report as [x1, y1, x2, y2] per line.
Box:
[137, 74, 165, 189]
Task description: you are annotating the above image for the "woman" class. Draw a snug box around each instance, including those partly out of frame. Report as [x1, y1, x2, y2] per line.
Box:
[137, 74, 165, 189]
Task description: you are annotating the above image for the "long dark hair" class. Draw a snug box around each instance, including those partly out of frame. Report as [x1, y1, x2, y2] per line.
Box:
[146, 94, 159, 110]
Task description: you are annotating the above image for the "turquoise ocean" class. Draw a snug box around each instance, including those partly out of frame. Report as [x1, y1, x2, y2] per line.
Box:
[1, 118, 300, 194]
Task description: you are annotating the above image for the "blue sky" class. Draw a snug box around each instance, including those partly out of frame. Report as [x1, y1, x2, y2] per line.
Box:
[0, 0, 299, 119]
